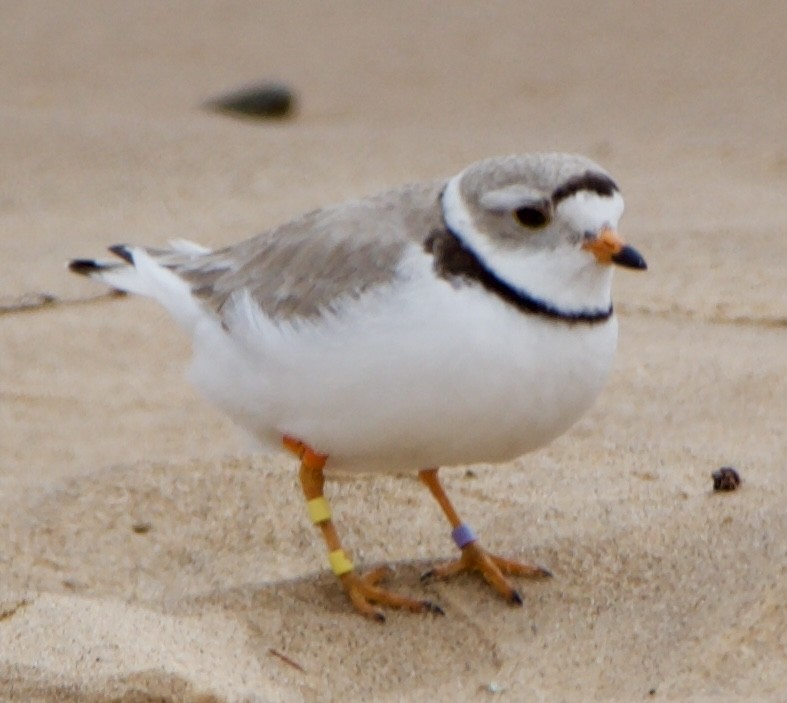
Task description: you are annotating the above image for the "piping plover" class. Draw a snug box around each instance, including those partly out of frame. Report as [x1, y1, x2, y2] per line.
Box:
[70, 153, 646, 620]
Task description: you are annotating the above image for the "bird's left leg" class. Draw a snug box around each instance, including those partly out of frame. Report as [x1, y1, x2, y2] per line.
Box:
[419, 468, 552, 604]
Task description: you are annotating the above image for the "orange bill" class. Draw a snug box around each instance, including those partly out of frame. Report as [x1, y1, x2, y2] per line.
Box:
[583, 227, 647, 269]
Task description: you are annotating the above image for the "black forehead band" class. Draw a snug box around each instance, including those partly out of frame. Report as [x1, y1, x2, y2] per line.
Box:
[551, 171, 619, 205]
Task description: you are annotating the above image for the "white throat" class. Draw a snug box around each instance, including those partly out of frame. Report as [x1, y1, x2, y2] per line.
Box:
[441, 173, 616, 315]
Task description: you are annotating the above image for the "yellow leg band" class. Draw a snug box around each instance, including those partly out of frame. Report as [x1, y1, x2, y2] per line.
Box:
[306, 497, 332, 524]
[328, 549, 354, 576]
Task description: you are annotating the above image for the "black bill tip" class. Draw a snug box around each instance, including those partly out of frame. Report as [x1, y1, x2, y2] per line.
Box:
[612, 244, 647, 270]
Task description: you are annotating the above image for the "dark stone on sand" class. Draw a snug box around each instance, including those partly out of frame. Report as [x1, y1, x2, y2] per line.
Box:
[205, 81, 296, 120]
[712, 466, 741, 492]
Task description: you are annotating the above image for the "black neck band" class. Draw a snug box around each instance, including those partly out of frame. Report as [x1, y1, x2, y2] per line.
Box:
[425, 225, 613, 325]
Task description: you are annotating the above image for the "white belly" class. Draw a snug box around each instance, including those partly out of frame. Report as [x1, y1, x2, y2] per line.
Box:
[188, 275, 618, 473]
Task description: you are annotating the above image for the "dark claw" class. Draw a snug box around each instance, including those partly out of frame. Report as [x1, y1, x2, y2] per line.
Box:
[424, 601, 445, 616]
[373, 611, 386, 623]
[510, 590, 524, 606]
[420, 569, 435, 583]
[538, 567, 554, 579]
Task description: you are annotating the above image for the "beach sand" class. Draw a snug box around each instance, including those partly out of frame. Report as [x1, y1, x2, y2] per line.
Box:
[1, 2, 785, 701]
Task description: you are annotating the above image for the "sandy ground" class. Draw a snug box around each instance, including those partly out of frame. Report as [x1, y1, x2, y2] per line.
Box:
[1, 2, 786, 701]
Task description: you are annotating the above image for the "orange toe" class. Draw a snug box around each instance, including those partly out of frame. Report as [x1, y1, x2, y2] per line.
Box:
[423, 542, 551, 604]
[339, 568, 444, 622]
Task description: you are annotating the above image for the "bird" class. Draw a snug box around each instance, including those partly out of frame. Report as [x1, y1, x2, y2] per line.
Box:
[70, 153, 646, 621]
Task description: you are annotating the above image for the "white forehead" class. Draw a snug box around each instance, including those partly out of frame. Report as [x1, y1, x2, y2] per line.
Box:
[557, 190, 625, 233]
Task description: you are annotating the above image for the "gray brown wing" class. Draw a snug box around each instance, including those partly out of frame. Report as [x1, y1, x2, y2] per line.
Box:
[157, 181, 445, 322]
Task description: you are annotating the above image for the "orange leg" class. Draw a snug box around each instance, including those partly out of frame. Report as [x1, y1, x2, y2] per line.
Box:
[419, 468, 552, 604]
[283, 436, 443, 621]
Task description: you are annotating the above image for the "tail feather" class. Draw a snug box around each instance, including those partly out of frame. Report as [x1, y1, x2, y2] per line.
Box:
[68, 243, 135, 279]
[68, 243, 212, 334]
[68, 252, 155, 298]
[68, 258, 118, 276]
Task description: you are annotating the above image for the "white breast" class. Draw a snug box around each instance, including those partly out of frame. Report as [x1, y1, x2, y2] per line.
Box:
[187, 249, 619, 474]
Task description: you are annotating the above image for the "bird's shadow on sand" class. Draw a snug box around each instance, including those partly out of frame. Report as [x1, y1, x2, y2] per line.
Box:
[174, 559, 554, 694]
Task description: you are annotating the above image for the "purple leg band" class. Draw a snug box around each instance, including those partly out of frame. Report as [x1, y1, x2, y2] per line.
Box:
[451, 523, 478, 549]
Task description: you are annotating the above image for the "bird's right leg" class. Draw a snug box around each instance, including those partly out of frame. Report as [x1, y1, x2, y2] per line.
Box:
[283, 435, 443, 622]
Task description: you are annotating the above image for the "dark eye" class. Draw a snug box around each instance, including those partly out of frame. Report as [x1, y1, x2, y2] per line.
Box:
[513, 206, 549, 229]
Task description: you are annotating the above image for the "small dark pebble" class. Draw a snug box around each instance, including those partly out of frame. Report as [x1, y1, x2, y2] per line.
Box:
[205, 81, 296, 120]
[712, 466, 741, 492]
[131, 521, 152, 534]
[648, 688, 657, 696]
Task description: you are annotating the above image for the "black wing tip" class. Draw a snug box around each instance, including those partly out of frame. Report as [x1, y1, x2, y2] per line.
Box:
[68, 258, 103, 275]
[108, 244, 134, 263]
